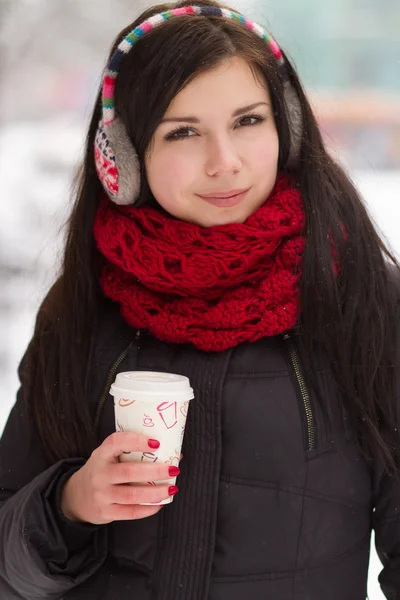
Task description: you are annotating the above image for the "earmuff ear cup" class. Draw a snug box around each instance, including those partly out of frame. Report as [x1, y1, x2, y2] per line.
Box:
[94, 118, 141, 205]
[284, 83, 303, 169]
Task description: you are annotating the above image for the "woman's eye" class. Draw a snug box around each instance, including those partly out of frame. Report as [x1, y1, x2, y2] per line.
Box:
[165, 127, 196, 141]
[236, 114, 265, 128]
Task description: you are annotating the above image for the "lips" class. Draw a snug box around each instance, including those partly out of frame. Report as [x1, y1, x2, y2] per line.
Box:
[199, 188, 249, 199]
[197, 188, 250, 208]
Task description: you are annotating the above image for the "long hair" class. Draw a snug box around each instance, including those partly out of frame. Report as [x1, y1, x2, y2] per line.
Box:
[24, 0, 400, 473]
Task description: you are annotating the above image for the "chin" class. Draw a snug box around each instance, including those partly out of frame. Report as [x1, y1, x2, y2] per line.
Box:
[191, 206, 257, 228]
[195, 215, 243, 228]
[203, 208, 254, 228]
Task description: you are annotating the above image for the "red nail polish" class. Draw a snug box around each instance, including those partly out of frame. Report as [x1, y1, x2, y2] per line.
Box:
[148, 439, 160, 449]
[168, 466, 180, 477]
[169, 486, 179, 496]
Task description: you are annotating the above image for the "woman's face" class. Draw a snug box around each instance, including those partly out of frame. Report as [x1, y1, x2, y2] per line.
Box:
[145, 56, 279, 228]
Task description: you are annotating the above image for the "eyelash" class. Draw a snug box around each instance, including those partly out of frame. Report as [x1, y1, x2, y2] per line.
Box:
[164, 112, 266, 141]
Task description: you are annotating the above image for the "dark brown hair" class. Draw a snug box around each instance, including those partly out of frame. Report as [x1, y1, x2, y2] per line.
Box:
[24, 0, 400, 474]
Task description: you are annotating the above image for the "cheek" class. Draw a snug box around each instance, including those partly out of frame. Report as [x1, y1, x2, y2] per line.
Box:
[148, 149, 198, 196]
[249, 134, 279, 173]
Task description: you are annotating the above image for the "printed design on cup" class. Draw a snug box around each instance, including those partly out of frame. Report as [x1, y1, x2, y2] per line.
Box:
[180, 425, 185, 442]
[119, 397, 136, 407]
[165, 449, 180, 467]
[116, 420, 131, 453]
[143, 414, 155, 428]
[180, 401, 189, 418]
[157, 401, 178, 429]
[141, 452, 158, 463]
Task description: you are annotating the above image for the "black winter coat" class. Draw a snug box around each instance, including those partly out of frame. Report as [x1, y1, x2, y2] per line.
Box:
[1, 297, 400, 600]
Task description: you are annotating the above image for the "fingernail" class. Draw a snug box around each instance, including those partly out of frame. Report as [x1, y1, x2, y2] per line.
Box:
[168, 466, 180, 477]
[169, 486, 179, 496]
[148, 439, 160, 449]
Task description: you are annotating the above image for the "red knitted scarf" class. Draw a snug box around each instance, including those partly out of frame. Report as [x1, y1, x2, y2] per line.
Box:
[93, 173, 306, 351]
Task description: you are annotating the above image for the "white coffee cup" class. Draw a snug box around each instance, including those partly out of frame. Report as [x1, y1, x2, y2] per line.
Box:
[110, 371, 194, 505]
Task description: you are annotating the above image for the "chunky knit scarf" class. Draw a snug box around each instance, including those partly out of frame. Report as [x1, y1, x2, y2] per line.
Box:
[93, 174, 306, 352]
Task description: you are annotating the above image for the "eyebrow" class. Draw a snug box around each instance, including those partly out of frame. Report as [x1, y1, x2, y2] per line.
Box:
[159, 101, 269, 124]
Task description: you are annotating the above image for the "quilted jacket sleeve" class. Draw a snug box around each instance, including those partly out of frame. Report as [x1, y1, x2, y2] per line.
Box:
[373, 469, 400, 600]
[372, 280, 400, 600]
[0, 347, 108, 600]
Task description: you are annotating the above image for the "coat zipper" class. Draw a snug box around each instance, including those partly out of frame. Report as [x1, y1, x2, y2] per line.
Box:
[94, 330, 141, 431]
[283, 333, 316, 452]
[94, 330, 316, 452]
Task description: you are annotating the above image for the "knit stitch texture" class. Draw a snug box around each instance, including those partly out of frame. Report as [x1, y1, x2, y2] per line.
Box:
[93, 173, 306, 351]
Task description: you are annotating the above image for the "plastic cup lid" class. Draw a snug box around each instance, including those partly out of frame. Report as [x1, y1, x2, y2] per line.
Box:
[109, 371, 194, 401]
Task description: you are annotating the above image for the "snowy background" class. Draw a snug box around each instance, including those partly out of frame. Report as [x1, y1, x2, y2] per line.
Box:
[0, 1, 399, 598]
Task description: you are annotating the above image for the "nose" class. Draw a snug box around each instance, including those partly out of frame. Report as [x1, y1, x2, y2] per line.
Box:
[205, 135, 242, 176]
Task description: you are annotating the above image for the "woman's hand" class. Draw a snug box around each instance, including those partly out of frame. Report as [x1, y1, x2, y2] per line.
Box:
[60, 432, 179, 525]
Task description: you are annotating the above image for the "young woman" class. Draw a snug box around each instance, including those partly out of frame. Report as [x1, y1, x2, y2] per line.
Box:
[1, 1, 399, 599]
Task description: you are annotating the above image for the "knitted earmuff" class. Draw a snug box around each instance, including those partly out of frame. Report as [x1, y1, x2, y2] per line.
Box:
[94, 5, 303, 206]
